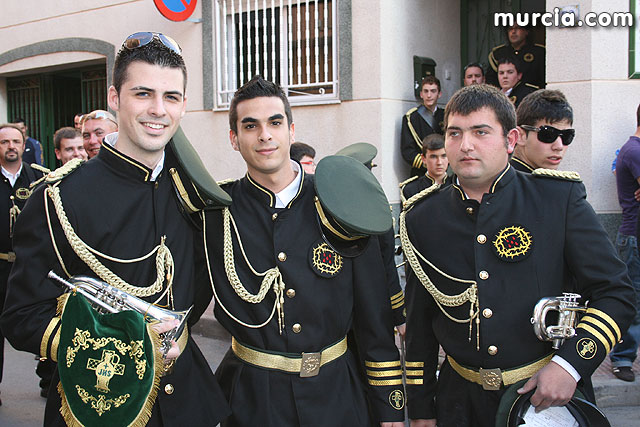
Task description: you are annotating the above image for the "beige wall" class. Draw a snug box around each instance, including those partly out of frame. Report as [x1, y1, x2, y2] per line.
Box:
[547, 0, 639, 213]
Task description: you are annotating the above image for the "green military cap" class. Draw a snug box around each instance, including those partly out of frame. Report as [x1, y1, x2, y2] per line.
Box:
[168, 127, 232, 209]
[495, 379, 609, 427]
[314, 155, 392, 257]
[335, 142, 378, 169]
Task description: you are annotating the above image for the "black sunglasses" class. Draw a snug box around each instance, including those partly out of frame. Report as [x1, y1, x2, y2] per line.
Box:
[521, 125, 575, 146]
[122, 32, 182, 55]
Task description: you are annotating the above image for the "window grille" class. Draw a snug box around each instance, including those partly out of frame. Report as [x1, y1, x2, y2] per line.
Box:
[214, 0, 338, 109]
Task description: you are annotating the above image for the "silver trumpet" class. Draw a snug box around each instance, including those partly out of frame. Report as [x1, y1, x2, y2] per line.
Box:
[48, 270, 192, 356]
[531, 292, 587, 349]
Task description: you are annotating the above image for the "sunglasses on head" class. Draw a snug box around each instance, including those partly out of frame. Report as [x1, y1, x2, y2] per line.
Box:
[520, 125, 575, 146]
[122, 32, 182, 56]
[81, 111, 117, 126]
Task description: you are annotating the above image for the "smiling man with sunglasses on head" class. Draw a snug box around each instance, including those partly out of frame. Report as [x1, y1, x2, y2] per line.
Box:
[0, 32, 231, 426]
[512, 90, 575, 172]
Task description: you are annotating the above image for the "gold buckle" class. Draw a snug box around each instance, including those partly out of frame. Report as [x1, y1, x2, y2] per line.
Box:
[7, 252, 15, 263]
[479, 367, 503, 390]
[300, 352, 321, 377]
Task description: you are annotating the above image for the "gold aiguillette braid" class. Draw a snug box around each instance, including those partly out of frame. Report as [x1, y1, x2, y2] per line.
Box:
[47, 184, 173, 298]
[399, 189, 481, 349]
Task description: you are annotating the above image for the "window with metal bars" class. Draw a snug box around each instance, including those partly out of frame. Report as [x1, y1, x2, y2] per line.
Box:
[214, 0, 337, 109]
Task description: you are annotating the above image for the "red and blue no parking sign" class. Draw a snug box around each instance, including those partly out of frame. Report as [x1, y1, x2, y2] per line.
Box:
[154, 0, 198, 22]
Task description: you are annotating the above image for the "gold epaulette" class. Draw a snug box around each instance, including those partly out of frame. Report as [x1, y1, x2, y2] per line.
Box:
[403, 183, 440, 211]
[45, 158, 84, 184]
[405, 106, 418, 118]
[532, 168, 581, 182]
[30, 163, 51, 174]
[216, 178, 235, 186]
[398, 175, 419, 188]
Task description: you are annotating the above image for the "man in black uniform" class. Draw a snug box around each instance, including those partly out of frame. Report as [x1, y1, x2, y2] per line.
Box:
[0, 32, 230, 425]
[497, 57, 537, 108]
[400, 133, 453, 202]
[512, 89, 575, 172]
[487, 24, 545, 89]
[401, 76, 445, 177]
[204, 76, 404, 426]
[402, 84, 635, 426]
[0, 124, 43, 405]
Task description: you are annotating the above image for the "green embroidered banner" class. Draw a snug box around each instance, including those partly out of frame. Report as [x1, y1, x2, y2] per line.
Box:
[58, 293, 162, 427]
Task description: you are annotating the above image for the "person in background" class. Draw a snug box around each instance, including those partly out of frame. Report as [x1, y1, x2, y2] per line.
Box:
[11, 118, 43, 166]
[54, 127, 87, 165]
[80, 109, 118, 159]
[463, 62, 485, 86]
[290, 141, 316, 174]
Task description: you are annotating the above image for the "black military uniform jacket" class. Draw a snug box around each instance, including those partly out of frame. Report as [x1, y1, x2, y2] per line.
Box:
[506, 81, 537, 107]
[401, 106, 445, 176]
[403, 165, 635, 420]
[205, 171, 404, 426]
[510, 156, 535, 173]
[487, 42, 546, 88]
[400, 173, 453, 203]
[0, 162, 42, 281]
[0, 142, 230, 426]
[378, 227, 405, 326]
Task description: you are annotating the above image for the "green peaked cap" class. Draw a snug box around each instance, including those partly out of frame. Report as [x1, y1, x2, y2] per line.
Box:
[169, 127, 232, 208]
[315, 155, 392, 238]
[335, 142, 378, 168]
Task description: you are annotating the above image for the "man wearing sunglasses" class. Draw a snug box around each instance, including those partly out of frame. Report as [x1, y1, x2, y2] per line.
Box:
[0, 32, 231, 425]
[512, 90, 575, 172]
[403, 84, 634, 426]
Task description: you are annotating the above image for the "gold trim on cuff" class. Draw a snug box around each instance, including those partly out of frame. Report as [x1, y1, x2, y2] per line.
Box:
[365, 360, 401, 368]
[585, 308, 622, 341]
[366, 369, 403, 378]
[405, 378, 424, 385]
[40, 317, 60, 359]
[368, 378, 403, 386]
[50, 328, 61, 362]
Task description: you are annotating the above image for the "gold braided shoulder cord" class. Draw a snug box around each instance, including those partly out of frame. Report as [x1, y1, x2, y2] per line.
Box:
[46, 184, 174, 301]
[202, 208, 285, 334]
[399, 205, 481, 350]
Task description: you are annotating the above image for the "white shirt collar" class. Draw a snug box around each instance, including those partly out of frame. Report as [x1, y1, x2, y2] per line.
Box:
[275, 161, 302, 208]
[2, 164, 23, 187]
[104, 132, 165, 181]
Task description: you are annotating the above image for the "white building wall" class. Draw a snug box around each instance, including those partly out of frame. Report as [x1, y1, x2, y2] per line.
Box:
[547, 0, 639, 213]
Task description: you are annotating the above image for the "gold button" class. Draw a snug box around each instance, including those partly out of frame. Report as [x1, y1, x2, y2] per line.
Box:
[477, 234, 487, 244]
[272, 213, 278, 221]
[292, 323, 302, 333]
[466, 207, 474, 215]
[488, 345, 498, 356]
[286, 288, 296, 298]
[164, 384, 174, 395]
[482, 308, 493, 318]
[479, 270, 489, 280]
[278, 252, 287, 262]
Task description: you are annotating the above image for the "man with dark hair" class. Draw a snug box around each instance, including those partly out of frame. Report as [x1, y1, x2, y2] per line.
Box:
[487, 24, 545, 89]
[54, 127, 87, 165]
[81, 109, 118, 159]
[205, 75, 404, 426]
[0, 32, 230, 425]
[400, 133, 451, 201]
[290, 141, 316, 174]
[463, 63, 485, 86]
[401, 75, 445, 177]
[402, 84, 634, 426]
[73, 113, 84, 130]
[11, 118, 43, 166]
[0, 123, 43, 405]
[512, 90, 575, 172]
[497, 57, 537, 107]
[610, 104, 640, 382]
